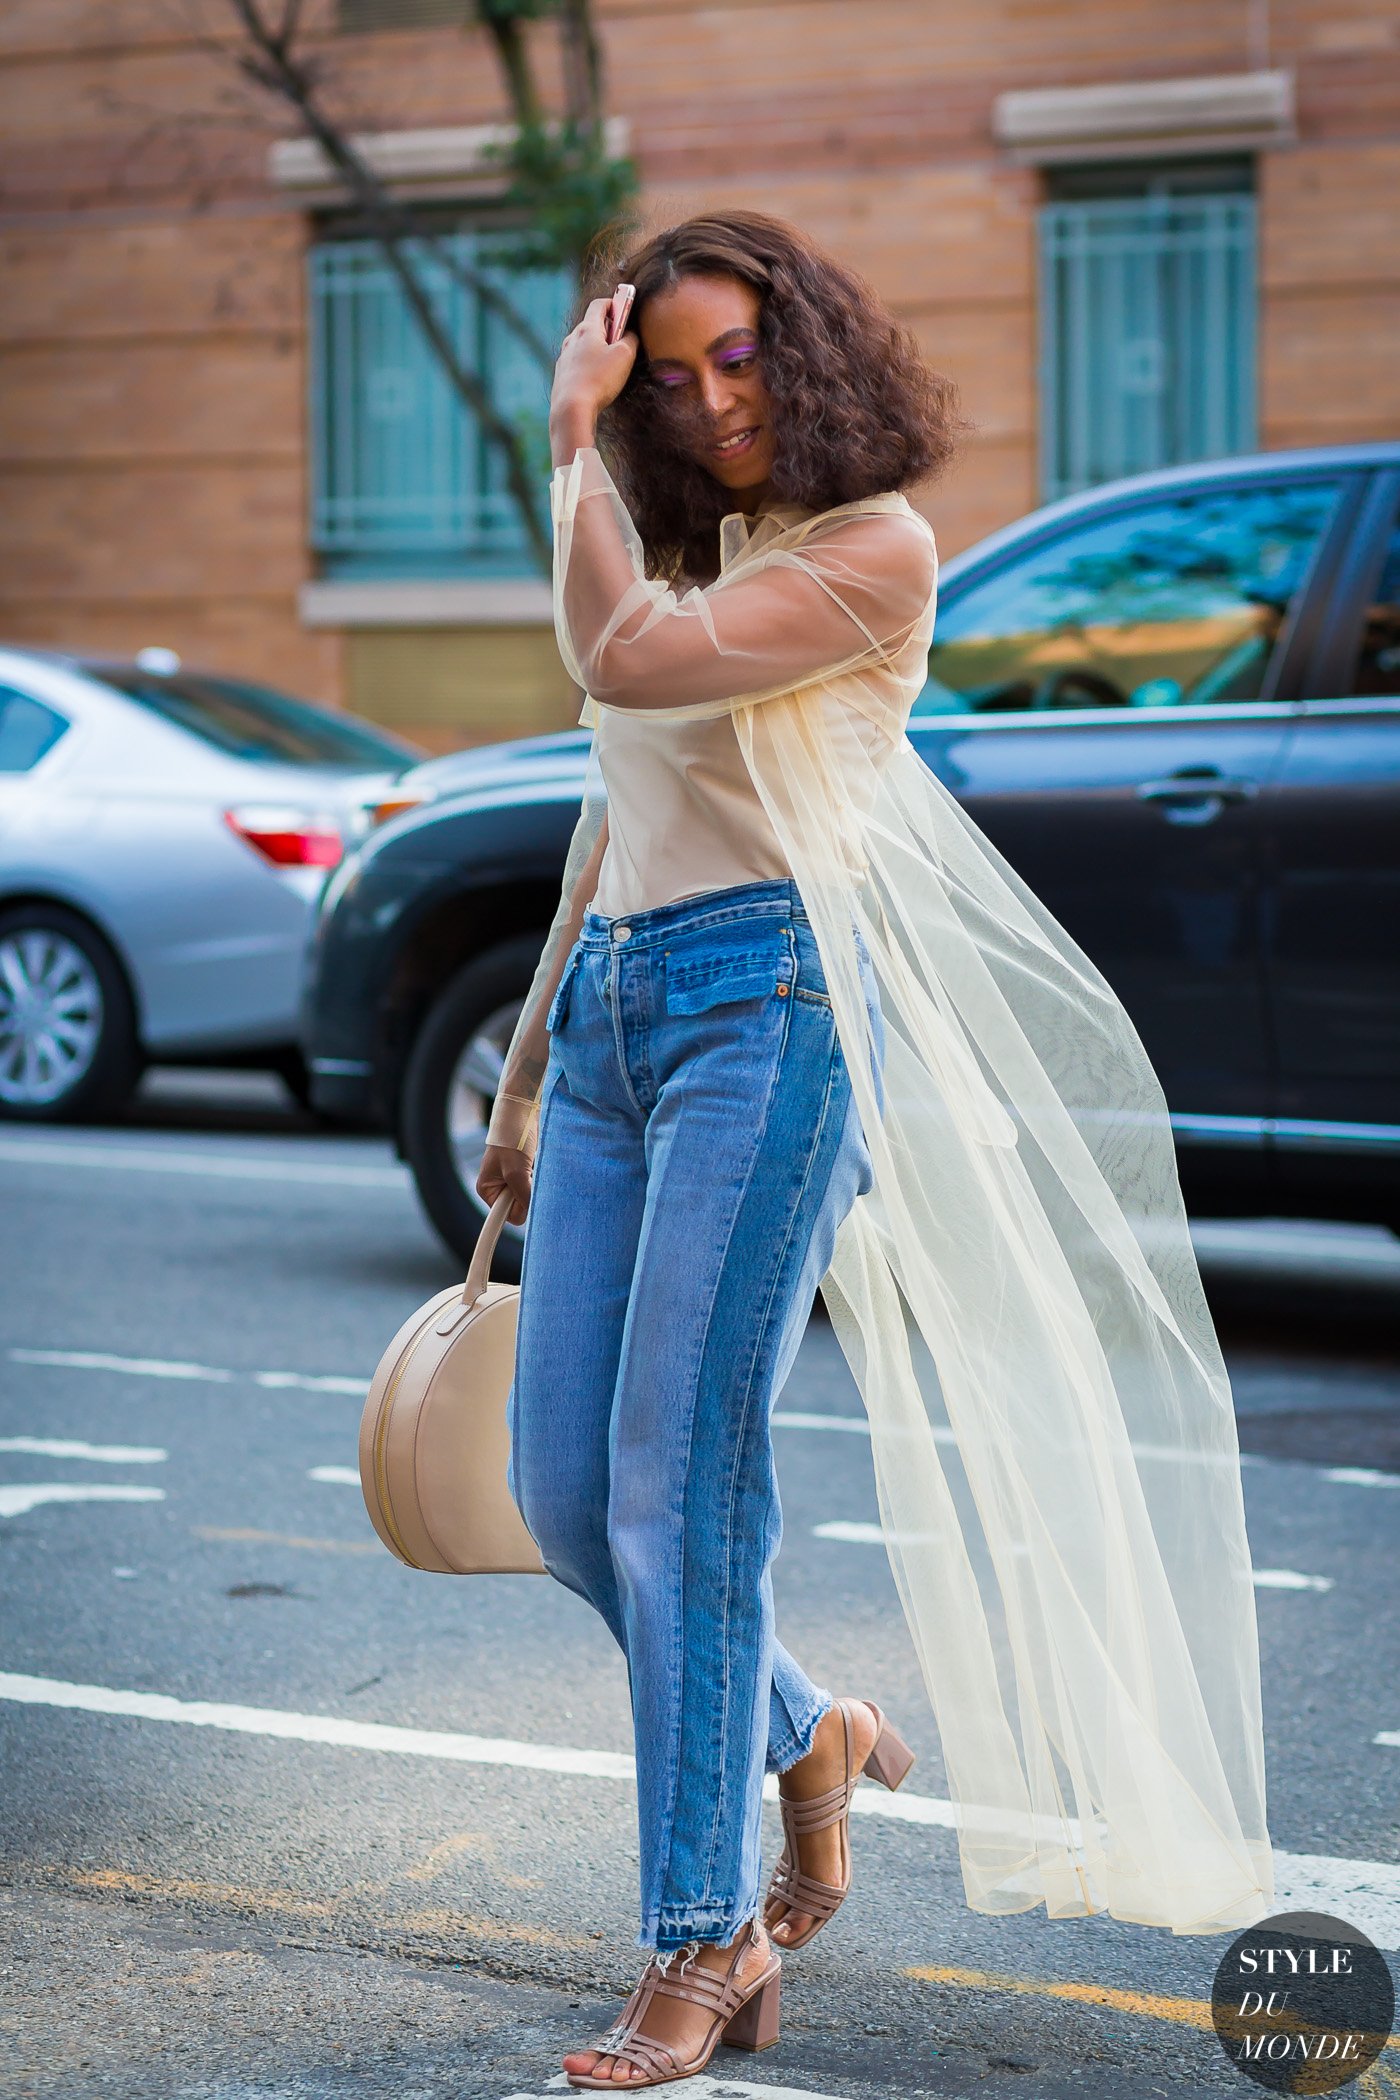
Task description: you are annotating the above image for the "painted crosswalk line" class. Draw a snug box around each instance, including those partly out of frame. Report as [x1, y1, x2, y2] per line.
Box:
[0, 1437, 166, 1463]
[815, 1524, 1340, 1596]
[0, 1484, 165, 1520]
[2, 1671, 1396, 1949]
[11, 1349, 1400, 1494]
[0, 1135, 406, 1188]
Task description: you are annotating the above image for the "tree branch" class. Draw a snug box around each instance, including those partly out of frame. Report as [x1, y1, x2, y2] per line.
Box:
[223, 0, 552, 569]
[558, 0, 603, 136]
[477, 9, 544, 132]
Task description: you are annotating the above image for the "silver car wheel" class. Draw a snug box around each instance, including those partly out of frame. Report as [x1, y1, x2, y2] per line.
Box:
[448, 996, 526, 1244]
[0, 930, 104, 1107]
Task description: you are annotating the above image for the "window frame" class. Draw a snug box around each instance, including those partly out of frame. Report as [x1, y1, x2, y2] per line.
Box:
[912, 463, 1368, 734]
[1036, 157, 1259, 505]
[306, 217, 573, 582]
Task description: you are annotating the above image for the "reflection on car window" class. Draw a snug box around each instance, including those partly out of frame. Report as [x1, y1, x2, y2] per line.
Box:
[0, 689, 69, 772]
[915, 480, 1341, 717]
[94, 669, 419, 770]
[1354, 510, 1400, 697]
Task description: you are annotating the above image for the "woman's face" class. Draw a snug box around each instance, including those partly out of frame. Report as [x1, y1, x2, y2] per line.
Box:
[638, 273, 777, 498]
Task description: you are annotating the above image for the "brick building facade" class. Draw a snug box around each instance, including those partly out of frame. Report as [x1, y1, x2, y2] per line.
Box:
[2, 1, 1398, 749]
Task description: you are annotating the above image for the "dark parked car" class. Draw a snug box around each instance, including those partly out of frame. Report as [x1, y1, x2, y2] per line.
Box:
[303, 442, 1400, 1270]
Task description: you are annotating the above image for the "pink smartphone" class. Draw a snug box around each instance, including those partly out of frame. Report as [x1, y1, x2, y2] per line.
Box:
[606, 282, 636, 344]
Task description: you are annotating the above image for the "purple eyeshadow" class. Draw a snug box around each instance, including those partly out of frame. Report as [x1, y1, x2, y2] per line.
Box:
[652, 343, 757, 388]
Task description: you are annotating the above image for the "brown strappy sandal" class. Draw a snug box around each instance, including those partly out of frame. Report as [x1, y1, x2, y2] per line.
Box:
[564, 1915, 781, 2090]
[763, 1696, 916, 1951]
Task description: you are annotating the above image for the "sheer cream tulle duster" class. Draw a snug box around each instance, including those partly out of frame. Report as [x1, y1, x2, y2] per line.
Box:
[487, 445, 1273, 1937]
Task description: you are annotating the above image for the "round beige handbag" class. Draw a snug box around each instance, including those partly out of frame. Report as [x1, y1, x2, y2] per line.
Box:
[358, 1190, 545, 1575]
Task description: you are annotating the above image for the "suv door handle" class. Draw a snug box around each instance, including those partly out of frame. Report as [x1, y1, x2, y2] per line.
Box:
[1135, 769, 1260, 825]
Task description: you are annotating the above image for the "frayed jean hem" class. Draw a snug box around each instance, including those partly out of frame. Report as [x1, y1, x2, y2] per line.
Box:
[765, 1686, 834, 1777]
[640, 1902, 760, 1957]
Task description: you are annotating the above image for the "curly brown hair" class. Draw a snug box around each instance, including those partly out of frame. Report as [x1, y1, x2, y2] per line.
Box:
[579, 209, 966, 583]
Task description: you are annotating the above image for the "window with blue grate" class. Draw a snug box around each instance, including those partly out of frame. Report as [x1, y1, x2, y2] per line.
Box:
[1037, 160, 1257, 503]
[308, 231, 573, 579]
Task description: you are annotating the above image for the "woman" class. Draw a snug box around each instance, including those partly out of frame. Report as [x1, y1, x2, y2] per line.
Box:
[480, 212, 1272, 2092]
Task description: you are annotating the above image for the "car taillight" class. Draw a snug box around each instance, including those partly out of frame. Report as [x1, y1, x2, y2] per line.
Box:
[225, 806, 343, 869]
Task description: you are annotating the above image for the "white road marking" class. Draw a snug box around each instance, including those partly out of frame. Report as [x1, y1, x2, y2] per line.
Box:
[816, 1527, 1339, 1596]
[11, 1349, 233, 1383]
[2, 1671, 1396, 1949]
[778, 1412, 1263, 1468]
[6, 1352, 1388, 1501]
[1267, 1851, 1400, 1955]
[0, 1437, 166, 1463]
[0, 1672, 634, 1779]
[0, 1135, 407, 1188]
[308, 1465, 360, 1485]
[772, 1409, 871, 1435]
[8, 1349, 365, 1395]
[0, 1484, 165, 1520]
[257, 1371, 367, 1395]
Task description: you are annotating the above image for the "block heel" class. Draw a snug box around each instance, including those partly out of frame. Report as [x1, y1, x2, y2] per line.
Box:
[721, 1966, 781, 2051]
[865, 1709, 916, 1792]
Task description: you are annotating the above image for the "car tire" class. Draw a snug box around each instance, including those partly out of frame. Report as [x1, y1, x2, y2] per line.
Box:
[399, 936, 543, 1279]
[0, 903, 143, 1123]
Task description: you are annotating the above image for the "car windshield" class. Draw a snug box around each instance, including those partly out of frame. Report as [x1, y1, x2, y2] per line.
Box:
[93, 666, 421, 771]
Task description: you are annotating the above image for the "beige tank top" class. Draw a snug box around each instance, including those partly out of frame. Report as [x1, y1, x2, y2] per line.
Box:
[588, 690, 900, 920]
[589, 704, 789, 918]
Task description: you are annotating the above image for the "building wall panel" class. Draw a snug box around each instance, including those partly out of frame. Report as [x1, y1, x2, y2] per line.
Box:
[0, 217, 303, 346]
[0, 0, 1394, 738]
[0, 337, 302, 463]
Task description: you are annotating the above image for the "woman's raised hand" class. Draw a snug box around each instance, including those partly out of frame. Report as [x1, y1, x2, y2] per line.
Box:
[551, 296, 638, 433]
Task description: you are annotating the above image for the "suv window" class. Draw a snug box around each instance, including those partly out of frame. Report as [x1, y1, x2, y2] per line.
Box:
[1353, 506, 1400, 696]
[915, 479, 1342, 717]
[0, 688, 69, 772]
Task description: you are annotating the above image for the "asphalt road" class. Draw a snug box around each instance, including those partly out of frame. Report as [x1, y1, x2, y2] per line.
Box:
[2, 1069, 1398, 2100]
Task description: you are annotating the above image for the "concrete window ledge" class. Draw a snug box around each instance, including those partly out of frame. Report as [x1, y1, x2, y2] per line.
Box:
[299, 578, 554, 628]
[270, 117, 630, 204]
[993, 70, 1296, 165]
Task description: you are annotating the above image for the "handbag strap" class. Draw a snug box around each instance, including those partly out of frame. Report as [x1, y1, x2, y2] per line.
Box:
[460, 1188, 515, 1308]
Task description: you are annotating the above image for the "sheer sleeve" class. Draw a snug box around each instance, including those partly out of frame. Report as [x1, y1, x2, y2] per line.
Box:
[482, 766, 608, 1159]
[552, 446, 936, 711]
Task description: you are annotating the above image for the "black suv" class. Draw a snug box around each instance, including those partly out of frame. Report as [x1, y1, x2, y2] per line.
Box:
[303, 443, 1400, 1270]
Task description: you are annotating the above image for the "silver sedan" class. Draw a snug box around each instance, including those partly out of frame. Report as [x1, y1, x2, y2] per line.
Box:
[0, 646, 422, 1120]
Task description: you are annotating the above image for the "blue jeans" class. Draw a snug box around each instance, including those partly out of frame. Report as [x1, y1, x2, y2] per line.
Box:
[506, 876, 886, 1954]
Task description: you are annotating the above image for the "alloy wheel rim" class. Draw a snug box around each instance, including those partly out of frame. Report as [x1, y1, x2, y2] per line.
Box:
[0, 930, 104, 1106]
[448, 996, 526, 1240]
